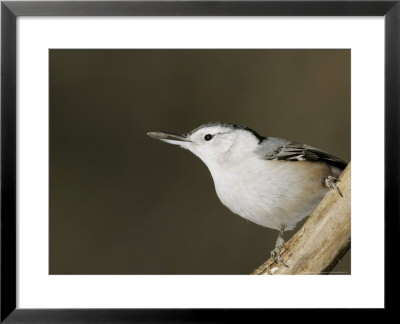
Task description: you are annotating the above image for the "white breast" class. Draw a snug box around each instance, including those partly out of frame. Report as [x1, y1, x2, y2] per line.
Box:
[207, 158, 338, 230]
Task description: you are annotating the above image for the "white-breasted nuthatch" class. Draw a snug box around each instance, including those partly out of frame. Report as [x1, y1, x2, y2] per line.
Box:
[147, 122, 347, 266]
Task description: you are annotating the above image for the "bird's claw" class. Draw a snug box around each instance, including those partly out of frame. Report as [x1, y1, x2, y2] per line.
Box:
[270, 233, 289, 268]
[271, 247, 288, 267]
[325, 176, 343, 197]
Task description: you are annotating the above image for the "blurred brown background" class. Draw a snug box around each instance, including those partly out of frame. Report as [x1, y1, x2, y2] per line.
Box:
[49, 49, 350, 274]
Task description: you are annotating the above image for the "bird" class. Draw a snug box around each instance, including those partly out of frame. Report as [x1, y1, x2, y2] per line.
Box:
[147, 122, 347, 266]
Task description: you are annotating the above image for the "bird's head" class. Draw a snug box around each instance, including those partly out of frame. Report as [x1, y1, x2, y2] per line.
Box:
[147, 122, 265, 168]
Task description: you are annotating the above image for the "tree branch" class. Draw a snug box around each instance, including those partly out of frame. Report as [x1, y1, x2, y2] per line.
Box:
[252, 162, 351, 275]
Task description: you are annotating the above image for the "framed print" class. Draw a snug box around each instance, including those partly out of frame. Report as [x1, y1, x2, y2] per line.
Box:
[1, 0, 398, 321]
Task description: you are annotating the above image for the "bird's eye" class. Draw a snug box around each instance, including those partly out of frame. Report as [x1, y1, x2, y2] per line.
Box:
[204, 134, 213, 141]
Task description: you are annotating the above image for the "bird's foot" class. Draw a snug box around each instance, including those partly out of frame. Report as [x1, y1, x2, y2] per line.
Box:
[325, 176, 343, 197]
[270, 247, 288, 267]
[270, 232, 288, 267]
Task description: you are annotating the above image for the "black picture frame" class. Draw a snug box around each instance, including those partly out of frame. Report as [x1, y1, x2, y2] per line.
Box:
[1, 0, 397, 321]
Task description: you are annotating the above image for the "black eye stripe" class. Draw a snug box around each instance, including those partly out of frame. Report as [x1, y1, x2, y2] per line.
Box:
[204, 134, 213, 141]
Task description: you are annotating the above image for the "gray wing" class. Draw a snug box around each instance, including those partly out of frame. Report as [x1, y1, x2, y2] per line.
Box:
[258, 137, 348, 170]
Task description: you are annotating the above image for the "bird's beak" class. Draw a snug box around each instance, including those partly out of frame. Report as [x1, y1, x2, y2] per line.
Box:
[147, 131, 191, 146]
